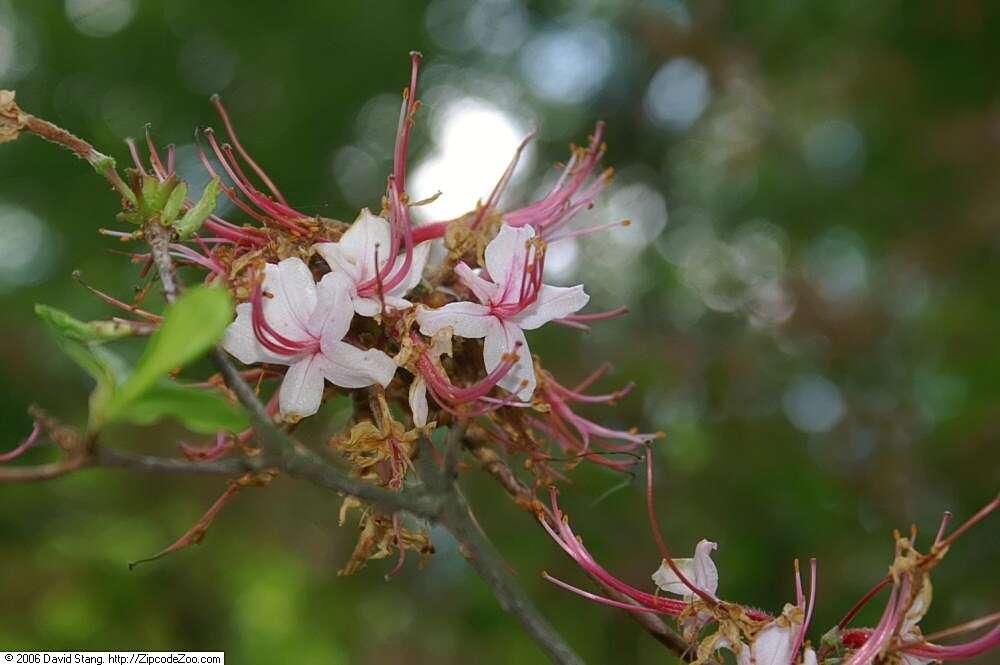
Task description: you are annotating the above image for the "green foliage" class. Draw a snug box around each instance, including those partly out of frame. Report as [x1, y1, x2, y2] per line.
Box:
[36, 286, 244, 433]
[34, 304, 140, 341]
[124, 381, 248, 434]
[173, 177, 221, 238]
[99, 285, 236, 428]
[161, 181, 188, 226]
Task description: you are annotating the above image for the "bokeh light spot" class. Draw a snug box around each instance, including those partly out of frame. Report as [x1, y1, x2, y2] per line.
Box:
[65, 0, 137, 38]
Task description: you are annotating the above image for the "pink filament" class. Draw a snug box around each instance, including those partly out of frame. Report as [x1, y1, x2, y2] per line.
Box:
[0, 421, 43, 463]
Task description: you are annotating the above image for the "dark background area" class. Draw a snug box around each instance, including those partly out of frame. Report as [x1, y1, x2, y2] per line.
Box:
[1, 1, 997, 663]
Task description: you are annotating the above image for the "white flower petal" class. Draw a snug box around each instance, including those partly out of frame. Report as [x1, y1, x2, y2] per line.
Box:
[751, 620, 796, 665]
[343, 208, 393, 279]
[513, 284, 590, 331]
[354, 297, 383, 318]
[901, 579, 933, 639]
[485, 223, 535, 298]
[279, 355, 327, 420]
[409, 375, 429, 427]
[802, 647, 818, 665]
[222, 303, 296, 366]
[652, 558, 697, 596]
[321, 341, 397, 388]
[455, 261, 499, 304]
[416, 302, 494, 339]
[690, 539, 719, 596]
[261, 258, 318, 341]
[311, 271, 355, 343]
[313, 242, 364, 285]
[484, 322, 535, 400]
[651, 540, 719, 597]
[386, 240, 432, 299]
[899, 654, 934, 665]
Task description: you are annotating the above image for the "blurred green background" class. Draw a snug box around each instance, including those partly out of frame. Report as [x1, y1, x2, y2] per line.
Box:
[1, 1, 997, 663]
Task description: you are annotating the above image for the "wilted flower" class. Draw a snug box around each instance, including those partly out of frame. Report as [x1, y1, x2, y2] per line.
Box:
[222, 257, 396, 419]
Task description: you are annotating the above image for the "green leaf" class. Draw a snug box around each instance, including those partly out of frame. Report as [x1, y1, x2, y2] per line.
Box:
[139, 173, 180, 218]
[122, 381, 249, 433]
[175, 177, 221, 238]
[161, 180, 188, 225]
[35, 304, 140, 341]
[99, 285, 234, 428]
[37, 309, 123, 427]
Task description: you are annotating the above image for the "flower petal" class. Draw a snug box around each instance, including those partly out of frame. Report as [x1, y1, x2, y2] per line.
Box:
[512, 284, 590, 330]
[345, 209, 392, 278]
[311, 271, 355, 344]
[483, 321, 535, 400]
[321, 341, 397, 388]
[690, 539, 720, 596]
[313, 242, 363, 285]
[901, 579, 933, 639]
[409, 375, 429, 427]
[751, 619, 796, 665]
[386, 240, 432, 299]
[485, 223, 535, 298]
[455, 261, 499, 304]
[262, 258, 318, 340]
[651, 540, 719, 597]
[416, 302, 494, 339]
[279, 355, 327, 420]
[354, 297, 383, 318]
[222, 303, 295, 366]
[652, 558, 697, 596]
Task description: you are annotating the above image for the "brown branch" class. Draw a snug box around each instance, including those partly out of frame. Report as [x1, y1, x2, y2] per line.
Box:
[433, 435, 585, 665]
[94, 447, 261, 476]
[464, 431, 693, 662]
[0, 454, 89, 482]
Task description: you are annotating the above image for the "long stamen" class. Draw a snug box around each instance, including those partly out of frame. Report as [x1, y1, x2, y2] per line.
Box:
[249, 282, 317, 356]
[0, 421, 43, 463]
[211, 94, 290, 206]
[789, 558, 818, 665]
[645, 446, 718, 606]
[72, 271, 162, 321]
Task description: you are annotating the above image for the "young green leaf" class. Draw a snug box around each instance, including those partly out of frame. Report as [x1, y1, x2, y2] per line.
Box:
[175, 177, 221, 238]
[100, 284, 234, 426]
[121, 381, 249, 434]
[35, 304, 140, 341]
[37, 308, 124, 428]
[161, 180, 188, 226]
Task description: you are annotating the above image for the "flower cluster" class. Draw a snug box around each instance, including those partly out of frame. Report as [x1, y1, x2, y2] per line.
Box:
[98, 54, 652, 567]
[540, 450, 999, 665]
[4, 54, 995, 665]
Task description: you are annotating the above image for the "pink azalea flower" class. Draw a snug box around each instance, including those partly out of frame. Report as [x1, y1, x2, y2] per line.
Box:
[314, 208, 431, 317]
[223, 257, 397, 420]
[416, 223, 589, 400]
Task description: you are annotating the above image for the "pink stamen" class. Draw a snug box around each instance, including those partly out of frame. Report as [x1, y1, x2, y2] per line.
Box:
[905, 623, 1000, 661]
[0, 421, 43, 463]
[249, 283, 318, 357]
[210, 94, 290, 206]
[789, 558, 818, 665]
[644, 446, 718, 606]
